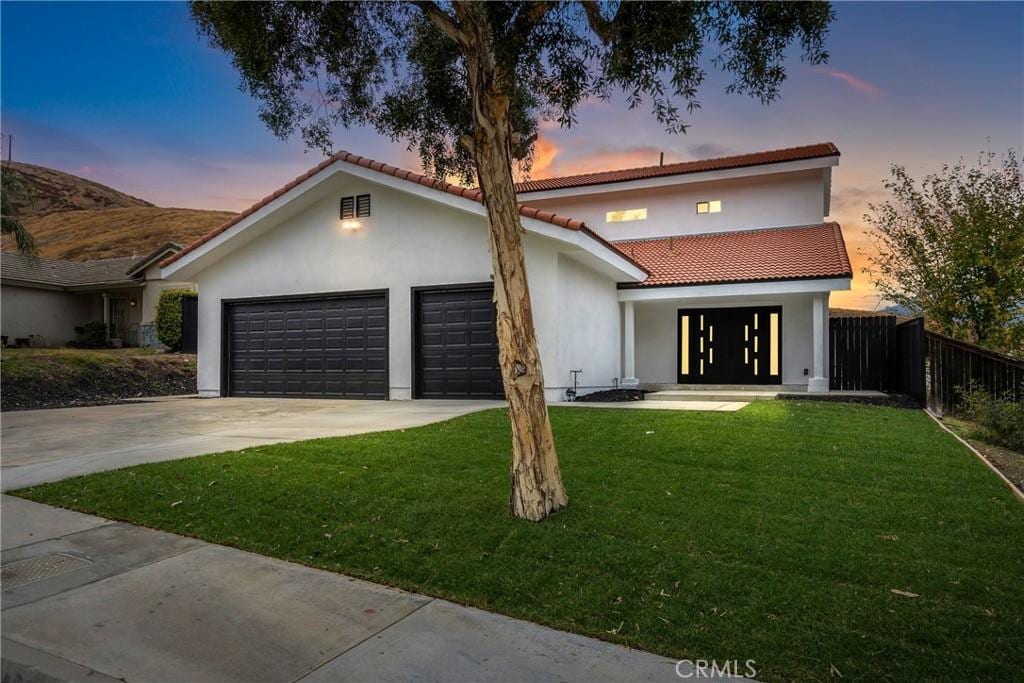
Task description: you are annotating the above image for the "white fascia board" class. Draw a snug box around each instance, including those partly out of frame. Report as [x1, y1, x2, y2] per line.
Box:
[618, 277, 852, 301]
[519, 217, 647, 282]
[823, 167, 833, 216]
[518, 156, 840, 202]
[163, 157, 644, 282]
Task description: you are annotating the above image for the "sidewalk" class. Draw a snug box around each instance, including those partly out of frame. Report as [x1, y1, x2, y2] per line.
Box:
[1, 495, 727, 683]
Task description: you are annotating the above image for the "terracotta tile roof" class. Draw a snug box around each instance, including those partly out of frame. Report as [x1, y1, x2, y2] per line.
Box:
[515, 142, 839, 193]
[616, 223, 852, 288]
[162, 152, 642, 269]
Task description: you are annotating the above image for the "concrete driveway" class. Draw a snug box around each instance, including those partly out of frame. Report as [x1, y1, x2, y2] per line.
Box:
[1, 397, 502, 491]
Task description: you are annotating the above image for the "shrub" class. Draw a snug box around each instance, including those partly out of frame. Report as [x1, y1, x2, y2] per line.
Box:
[70, 321, 111, 349]
[958, 384, 1024, 452]
[156, 289, 197, 351]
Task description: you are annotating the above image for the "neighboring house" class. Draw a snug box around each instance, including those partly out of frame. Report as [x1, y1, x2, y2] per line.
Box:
[160, 142, 851, 401]
[1, 243, 194, 347]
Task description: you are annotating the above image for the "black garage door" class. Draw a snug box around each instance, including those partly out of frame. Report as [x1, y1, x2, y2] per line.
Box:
[225, 292, 387, 399]
[414, 285, 504, 399]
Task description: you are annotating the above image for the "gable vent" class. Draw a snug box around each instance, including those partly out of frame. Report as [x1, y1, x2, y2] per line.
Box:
[340, 194, 371, 219]
[340, 196, 355, 219]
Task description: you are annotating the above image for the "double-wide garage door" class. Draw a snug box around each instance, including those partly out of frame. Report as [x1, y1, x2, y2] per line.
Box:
[226, 293, 388, 399]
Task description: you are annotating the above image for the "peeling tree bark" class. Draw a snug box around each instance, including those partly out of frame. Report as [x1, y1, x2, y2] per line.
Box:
[451, 2, 568, 522]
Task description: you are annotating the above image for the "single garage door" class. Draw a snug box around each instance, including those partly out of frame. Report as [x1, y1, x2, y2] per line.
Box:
[226, 292, 387, 399]
[414, 285, 504, 399]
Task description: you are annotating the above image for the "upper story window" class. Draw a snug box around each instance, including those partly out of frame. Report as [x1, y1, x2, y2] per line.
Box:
[696, 200, 721, 214]
[606, 208, 647, 223]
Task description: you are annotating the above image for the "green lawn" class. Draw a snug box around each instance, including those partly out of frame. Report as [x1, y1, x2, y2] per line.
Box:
[15, 402, 1024, 681]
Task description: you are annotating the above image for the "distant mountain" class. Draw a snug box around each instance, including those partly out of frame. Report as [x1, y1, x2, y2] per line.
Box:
[3, 161, 155, 216]
[1, 161, 236, 261]
[13, 207, 237, 261]
[881, 304, 917, 318]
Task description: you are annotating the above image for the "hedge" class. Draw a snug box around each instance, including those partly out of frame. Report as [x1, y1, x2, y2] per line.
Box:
[156, 289, 198, 351]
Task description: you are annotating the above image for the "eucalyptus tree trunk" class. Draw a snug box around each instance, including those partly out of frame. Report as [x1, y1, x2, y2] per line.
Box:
[453, 3, 568, 521]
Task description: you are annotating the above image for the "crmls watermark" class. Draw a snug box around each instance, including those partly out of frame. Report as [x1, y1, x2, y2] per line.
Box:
[675, 659, 758, 679]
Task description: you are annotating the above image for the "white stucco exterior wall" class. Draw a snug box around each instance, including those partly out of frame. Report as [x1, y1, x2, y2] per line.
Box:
[632, 293, 822, 387]
[192, 175, 581, 400]
[525, 170, 826, 242]
[553, 255, 622, 397]
[0, 285, 92, 346]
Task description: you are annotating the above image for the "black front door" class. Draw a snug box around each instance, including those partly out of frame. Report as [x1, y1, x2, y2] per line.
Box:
[677, 306, 782, 385]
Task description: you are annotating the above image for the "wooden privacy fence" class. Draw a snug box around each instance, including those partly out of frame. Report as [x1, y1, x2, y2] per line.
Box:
[829, 314, 1023, 412]
[829, 316, 897, 391]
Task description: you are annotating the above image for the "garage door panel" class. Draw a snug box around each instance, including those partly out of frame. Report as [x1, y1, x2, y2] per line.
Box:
[226, 293, 388, 399]
[415, 286, 503, 399]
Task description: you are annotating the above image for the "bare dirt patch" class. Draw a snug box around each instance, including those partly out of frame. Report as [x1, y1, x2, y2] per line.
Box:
[1, 348, 196, 411]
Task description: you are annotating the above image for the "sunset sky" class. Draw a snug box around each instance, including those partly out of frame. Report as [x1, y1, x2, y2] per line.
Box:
[2, 2, 1021, 309]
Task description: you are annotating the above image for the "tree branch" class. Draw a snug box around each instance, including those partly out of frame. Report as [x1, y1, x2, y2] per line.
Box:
[412, 1, 470, 48]
[580, 1, 618, 43]
[512, 1, 555, 38]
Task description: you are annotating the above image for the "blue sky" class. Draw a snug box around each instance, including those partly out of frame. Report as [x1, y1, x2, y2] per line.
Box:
[2, 1, 1022, 306]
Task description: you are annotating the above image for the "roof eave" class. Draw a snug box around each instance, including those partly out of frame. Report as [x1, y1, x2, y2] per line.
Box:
[517, 155, 840, 201]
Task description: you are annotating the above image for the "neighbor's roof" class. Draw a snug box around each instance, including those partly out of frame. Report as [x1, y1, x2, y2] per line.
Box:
[616, 223, 852, 288]
[1, 252, 140, 288]
[515, 142, 840, 193]
[161, 151, 643, 271]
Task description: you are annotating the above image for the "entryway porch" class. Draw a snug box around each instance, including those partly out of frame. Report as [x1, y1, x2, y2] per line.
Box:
[618, 279, 844, 393]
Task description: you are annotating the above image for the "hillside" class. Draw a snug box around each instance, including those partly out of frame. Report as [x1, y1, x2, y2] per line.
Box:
[8, 206, 236, 261]
[4, 161, 155, 216]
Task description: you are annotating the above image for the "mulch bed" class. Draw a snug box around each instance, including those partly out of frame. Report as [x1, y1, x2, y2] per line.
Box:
[779, 392, 922, 409]
[575, 388, 647, 402]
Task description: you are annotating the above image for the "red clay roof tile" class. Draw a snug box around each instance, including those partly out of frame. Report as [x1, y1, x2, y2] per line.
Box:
[161, 151, 617, 268]
[616, 223, 852, 288]
[515, 142, 839, 193]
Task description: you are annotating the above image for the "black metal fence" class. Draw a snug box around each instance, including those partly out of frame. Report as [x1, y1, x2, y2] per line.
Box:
[925, 329, 1023, 415]
[829, 314, 1023, 412]
[181, 296, 198, 354]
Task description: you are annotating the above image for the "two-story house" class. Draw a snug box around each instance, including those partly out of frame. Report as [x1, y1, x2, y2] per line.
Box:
[160, 143, 851, 401]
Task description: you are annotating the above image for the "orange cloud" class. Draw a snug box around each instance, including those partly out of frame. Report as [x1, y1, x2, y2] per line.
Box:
[526, 139, 675, 180]
[812, 67, 883, 98]
[530, 136, 560, 177]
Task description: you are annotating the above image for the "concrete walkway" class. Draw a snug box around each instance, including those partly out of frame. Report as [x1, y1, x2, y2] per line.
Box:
[0, 495, 727, 682]
[1, 397, 502, 491]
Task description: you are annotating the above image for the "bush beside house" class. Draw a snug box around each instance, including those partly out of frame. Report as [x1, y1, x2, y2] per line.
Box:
[156, 289, 197, 352]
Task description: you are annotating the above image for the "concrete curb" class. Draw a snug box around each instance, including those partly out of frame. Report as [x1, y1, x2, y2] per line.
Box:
[1, 638, 121, 683]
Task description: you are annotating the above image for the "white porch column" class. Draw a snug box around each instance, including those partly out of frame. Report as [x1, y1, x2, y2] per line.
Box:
[621, 301, 639, 386]
[102, 292, 111, 343]
[808, 293, 829, 392]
